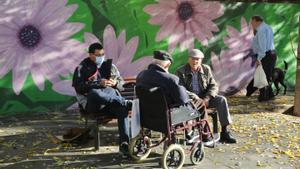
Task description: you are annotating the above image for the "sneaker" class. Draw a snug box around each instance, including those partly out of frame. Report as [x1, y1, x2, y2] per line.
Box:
[219, 131, 236, 144]
[202, 135, 215, 148]
[119, 142, 129, 158]
[186, 131, 199, 144]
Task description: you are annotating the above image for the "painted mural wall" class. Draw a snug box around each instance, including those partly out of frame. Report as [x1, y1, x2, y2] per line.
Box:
[0, 0, 299, 115]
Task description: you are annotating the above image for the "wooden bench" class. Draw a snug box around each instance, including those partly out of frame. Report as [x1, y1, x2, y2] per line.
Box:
[78, 77, 136, 151]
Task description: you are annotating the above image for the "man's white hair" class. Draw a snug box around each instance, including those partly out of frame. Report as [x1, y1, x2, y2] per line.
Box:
[152, 59, 171, 67]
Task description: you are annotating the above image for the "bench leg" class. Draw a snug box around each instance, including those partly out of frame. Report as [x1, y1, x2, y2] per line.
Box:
[95, 121, 100, 151]
[85, 118, 88, 129]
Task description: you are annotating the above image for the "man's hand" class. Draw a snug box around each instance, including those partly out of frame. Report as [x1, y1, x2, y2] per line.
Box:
[100, 79, 117, 87]
[192, 98, 205, 110]
[203, 98, 209, 107]
[256, 60, 261, 66]
[108, 79, 117, 87]
[191, 93, 200, 100]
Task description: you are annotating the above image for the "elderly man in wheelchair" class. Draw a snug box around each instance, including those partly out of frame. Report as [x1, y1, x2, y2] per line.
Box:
[130, 50, 215, 169]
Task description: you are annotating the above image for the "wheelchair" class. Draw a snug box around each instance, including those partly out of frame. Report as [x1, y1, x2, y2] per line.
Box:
[129, 86, 215, 169]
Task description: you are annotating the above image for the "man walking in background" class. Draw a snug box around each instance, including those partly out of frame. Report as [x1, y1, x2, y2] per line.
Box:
[246, 15, 277, 102]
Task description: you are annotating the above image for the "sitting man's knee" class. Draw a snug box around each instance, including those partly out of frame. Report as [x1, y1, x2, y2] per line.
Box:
[218, 95, 227, 103]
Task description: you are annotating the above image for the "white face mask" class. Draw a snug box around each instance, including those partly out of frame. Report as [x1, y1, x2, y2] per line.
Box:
[95, 55, 105, 67]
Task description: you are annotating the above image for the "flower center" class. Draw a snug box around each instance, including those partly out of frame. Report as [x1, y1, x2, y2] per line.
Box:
[178, 2, 193, 21]
[18, 25, 41, 49]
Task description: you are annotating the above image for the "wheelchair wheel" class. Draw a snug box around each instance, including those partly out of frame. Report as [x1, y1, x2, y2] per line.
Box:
[190, 143, 204, 165]
[129, 135, 152, 161]
[161, 144, 185, 169]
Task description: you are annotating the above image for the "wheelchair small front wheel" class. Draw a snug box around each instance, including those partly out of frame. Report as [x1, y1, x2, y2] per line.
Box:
[161, 144, 185, 169]
[190, 143, 205, 165]
[129, 135, 152, 161]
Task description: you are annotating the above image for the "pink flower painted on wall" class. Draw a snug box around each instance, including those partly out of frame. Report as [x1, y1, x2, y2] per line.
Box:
[53, 25, 152, 96]
[144, 0, 223, 52]
[85, 25, 152, 77]
[211, 17, 256, 96]
[0, 0, 84, 95]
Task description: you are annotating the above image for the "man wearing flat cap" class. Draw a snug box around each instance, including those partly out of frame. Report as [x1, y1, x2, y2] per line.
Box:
[137, 50, 213, 144]
[176, 49, 236, 144]
[136, 50, 191, 106]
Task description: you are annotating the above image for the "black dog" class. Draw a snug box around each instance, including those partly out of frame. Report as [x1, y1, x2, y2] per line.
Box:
[273, 61, 288, 95]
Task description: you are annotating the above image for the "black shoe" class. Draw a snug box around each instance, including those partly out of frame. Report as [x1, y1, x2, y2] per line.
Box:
[269, 93, 275, 100]
[258, 97, 268, 102]
[258, 95, 274, 102]
[119, 142, 129, 158]
[219, 131, 236, 144]
[258, 93, 270, 102]
[125, 100, 133, 111]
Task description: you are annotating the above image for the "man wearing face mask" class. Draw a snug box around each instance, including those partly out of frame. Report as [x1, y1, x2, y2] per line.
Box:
[136, 50, 191, 107]
[72, 43, 131, 157]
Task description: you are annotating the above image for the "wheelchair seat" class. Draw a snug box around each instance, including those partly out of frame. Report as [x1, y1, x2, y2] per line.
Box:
[135, 86, 203, 134]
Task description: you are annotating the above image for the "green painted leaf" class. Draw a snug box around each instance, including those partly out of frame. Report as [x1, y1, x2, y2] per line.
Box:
[83, 0, 113, 41]
[103, 0, 167, 59]
[0, 100, 32, 115]
[67, 0, 94, 42]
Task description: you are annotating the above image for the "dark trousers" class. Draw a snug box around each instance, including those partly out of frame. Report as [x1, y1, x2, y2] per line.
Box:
[246, 51, 277, 100]
[87, 88, 129, 144]
[208, 95, 232, 127]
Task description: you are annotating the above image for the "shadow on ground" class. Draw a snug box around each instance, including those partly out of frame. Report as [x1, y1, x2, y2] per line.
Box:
[0, 94, 299, 169]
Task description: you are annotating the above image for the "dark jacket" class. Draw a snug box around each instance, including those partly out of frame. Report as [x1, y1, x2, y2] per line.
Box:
[176, 64, 218, 100]
[72, 57, 124, 95]
[136, 64, 189, 107]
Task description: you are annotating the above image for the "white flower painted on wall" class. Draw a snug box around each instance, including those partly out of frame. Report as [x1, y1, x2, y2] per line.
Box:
[211, 17, 256, 96]
[144, 0, 223, 52]
[0, 0, 84, 95]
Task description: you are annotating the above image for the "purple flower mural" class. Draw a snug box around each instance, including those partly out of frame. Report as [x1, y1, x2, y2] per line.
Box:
[85, 25, 152, 77]
[144, 0, 223, 52]
[0, 0, 84, 95]
[0, 0, 25, 23]
[53, 25, 152, 96]
[211, 17, 256, 96]
[52, 79, 76, 96]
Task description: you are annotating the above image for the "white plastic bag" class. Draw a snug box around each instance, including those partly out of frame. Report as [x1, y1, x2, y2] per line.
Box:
[131, 99, 141, 138]
[253, 65, 268, 89]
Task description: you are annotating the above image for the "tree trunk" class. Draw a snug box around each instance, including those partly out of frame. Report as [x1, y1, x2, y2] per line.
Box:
[294, 16, 300, 117]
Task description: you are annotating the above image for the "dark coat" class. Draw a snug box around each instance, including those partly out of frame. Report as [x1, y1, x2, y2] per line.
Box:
[72, 57, 124, 95]
[136, 64, 189, 107]
[176, 64, 218, 100]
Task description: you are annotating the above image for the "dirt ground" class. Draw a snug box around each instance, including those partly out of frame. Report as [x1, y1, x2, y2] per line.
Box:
[0, 94, 299, 169]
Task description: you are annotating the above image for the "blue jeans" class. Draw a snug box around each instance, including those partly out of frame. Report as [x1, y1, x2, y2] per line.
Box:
[87, 88, 129, 144]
